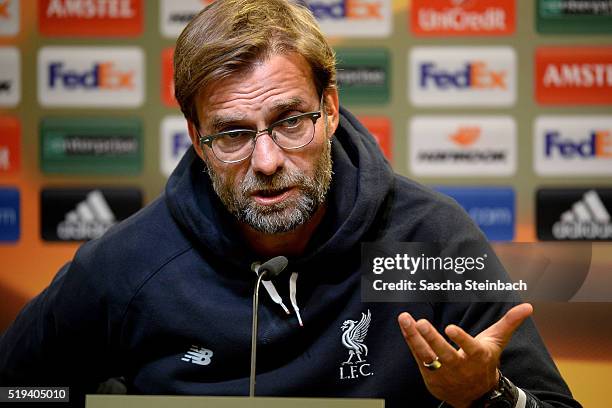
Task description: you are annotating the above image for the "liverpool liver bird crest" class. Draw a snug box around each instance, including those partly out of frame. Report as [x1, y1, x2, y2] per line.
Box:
[341, 310, 371, 365]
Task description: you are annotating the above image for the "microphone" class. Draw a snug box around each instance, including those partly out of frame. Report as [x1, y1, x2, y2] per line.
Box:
[257, 256, 288, 281]
[250, 256, 288, 397]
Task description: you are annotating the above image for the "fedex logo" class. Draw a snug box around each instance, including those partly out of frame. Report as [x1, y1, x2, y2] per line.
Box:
[535, 116, 612, 176]
[161, 116, 192, 177]
[172, 131, 191, 158]
[308, 0, 383, 20]
[48, 62, 134, 89]
[410, 47, 516, 107]
[545, 131, 612, 158]
[419, 61, 507, 90]
[38, 46, 144, 107]
[161, 0, 215, 38]
[0, 0, 19, 36]
[304, 0, 391, 37]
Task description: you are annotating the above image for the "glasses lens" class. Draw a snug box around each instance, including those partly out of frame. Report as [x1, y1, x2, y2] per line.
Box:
[212, 131, 255, 162]
[272, 114, 316, 149]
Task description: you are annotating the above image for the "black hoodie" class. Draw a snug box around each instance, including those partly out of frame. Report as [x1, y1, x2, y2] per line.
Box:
[0, 107, 580, 408]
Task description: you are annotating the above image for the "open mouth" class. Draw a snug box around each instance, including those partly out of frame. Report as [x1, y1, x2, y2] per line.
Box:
[251, 187, 294, 204]
[255, 187, 290, 197]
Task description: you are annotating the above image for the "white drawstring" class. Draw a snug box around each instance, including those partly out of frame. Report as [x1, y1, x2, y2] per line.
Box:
[252, 264, 290, 314]
[251, 262, 303, 326]
[289, 272, 303, 327]
[263, 280, 290, 314]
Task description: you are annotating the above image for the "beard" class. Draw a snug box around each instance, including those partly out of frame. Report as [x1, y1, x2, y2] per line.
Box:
[206, 138, 333, 234]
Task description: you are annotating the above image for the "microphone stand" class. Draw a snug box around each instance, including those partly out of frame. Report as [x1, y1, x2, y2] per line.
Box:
[249, 256, 287, 398]
[250, 271, 267, 397]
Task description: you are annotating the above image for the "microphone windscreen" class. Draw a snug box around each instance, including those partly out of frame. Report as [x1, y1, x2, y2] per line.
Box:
[259, 256, 288, 280]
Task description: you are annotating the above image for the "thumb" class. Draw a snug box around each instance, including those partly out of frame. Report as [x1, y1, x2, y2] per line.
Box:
[482, 303, 533, 348]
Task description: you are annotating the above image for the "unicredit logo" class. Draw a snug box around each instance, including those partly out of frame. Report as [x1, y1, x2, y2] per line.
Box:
[48, 61, 134, 89]
[411, 0, 515, 36]
[419, 61, 507, 89]
[545, 130, 612, 158]
[417, 7, 507, 32]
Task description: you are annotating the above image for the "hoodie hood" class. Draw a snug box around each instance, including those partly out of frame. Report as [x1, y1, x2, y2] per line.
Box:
[165, 106, 394, 269]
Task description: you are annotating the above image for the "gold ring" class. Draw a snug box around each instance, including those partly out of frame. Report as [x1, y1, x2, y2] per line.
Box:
[423, 356, 442, 371]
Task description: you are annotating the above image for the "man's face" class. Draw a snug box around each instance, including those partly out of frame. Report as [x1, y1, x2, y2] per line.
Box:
[189, 53, 339, 234]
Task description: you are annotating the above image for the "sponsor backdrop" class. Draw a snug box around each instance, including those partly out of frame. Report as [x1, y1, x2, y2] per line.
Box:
[0, 0, 611, 404]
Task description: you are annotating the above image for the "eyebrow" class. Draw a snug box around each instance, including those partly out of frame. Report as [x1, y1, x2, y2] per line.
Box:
[270, 96, 308, 113]
[207, 112, 248, 133]
[205, 96, 310, 133]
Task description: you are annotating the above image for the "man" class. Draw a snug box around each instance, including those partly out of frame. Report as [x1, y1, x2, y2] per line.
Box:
[0, 1, 580, 407]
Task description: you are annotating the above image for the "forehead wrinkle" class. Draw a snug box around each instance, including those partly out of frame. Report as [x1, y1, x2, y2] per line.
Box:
[205, 94, 312, 132]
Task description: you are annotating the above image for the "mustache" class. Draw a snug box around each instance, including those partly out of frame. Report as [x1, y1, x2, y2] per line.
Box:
[240, 169, 308, 195]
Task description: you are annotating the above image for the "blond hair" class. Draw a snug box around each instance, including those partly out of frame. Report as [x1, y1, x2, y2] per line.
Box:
[174, 0, 336, 128]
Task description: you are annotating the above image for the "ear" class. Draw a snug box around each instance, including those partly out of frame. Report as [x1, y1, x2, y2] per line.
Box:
[187, 120, 207, 162]
[324, 87, 340, 138]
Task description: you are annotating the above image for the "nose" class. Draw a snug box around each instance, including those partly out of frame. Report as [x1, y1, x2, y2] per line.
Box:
[249, 131, 285, 176]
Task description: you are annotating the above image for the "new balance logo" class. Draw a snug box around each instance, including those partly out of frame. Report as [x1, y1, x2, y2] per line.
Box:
[56, 190, 115, 240]
[181, 345, 214, 366]
[553, 190, 612, 240]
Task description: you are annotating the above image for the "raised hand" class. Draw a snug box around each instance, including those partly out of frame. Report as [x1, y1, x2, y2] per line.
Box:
[398, 303, 533, 408]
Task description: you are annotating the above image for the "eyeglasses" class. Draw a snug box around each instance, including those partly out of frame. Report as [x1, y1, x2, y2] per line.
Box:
[197, 93, 324, 164]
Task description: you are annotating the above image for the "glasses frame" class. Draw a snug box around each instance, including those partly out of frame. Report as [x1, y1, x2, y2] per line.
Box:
[197, 93, 325, 164]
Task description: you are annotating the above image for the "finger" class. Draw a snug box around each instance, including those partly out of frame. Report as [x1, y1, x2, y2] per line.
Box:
[485, 303, 534, 347]
[415, 319, 460, 365]
[398, 313, 438, 365]
[445, 324, 481, 356]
